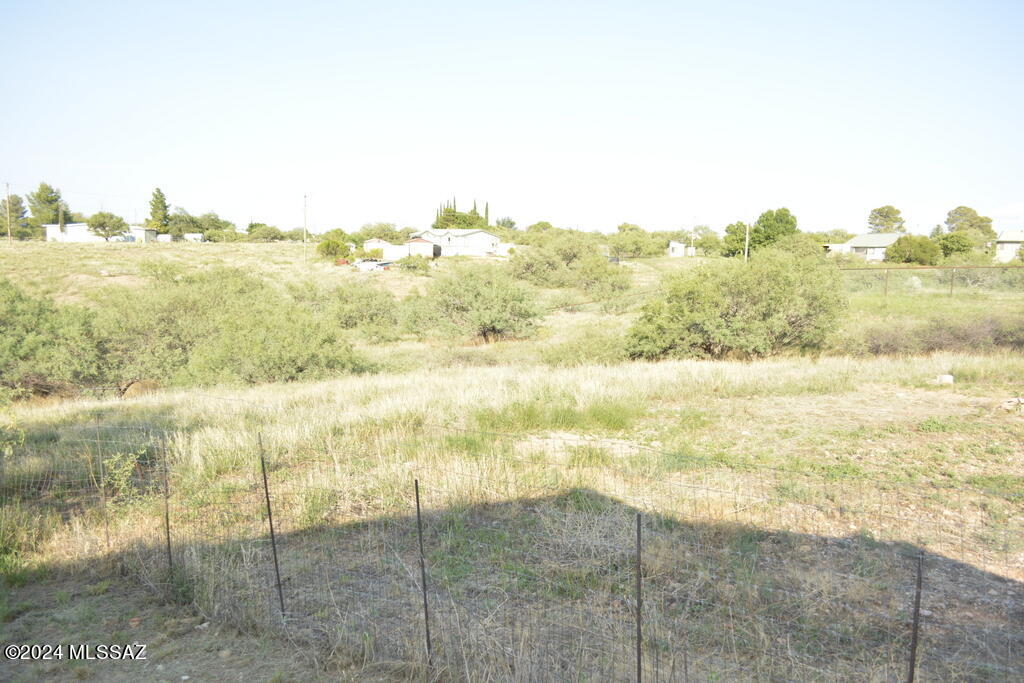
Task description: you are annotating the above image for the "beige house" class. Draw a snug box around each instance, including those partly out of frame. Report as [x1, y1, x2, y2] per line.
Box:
[995, 230, 1024, 263]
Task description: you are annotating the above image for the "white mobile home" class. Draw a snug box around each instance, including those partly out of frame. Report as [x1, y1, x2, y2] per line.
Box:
[410, 229, 502, 256]
[995, 230, 1024, 263]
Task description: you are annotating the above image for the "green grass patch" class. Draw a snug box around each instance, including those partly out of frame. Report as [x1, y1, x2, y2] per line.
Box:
[473, 393, 644, 433]
[567, 444, 613, 467]
[967, 474, 1024, 503]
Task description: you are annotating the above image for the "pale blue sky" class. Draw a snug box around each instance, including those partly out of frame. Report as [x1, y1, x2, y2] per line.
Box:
[2, 0, 1022, 234]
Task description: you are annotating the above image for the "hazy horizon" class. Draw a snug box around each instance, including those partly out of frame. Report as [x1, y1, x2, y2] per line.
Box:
[3, 0, 1022, 236]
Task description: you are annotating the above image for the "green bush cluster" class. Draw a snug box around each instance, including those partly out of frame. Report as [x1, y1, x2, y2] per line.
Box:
[0, 269, 369, 398]
[93, 267, 366, 386]
[885, 235, 941, 265]
[627, 249, 847, 359]
[839, 314, 1024, 355]
[0, 280, 105, 399]
[429, 265, 541, 341]
[510, 236, 630, 300]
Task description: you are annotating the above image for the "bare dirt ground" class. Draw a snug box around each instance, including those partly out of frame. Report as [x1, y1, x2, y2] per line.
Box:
[1, 570, 322, 682]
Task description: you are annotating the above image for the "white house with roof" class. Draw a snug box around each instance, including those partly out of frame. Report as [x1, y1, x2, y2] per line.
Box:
[372, 237, 440, 261]
[410, 228, 506, 256]
[829, 233, 902, 261]
[44, 223, 156, 243]
[995, 230, 1024, 263]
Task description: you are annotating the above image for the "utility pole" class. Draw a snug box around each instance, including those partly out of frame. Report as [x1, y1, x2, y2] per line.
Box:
[303, 194, 308, 263]
[743, 221, 751, 262]
[5, 183, 11, 245]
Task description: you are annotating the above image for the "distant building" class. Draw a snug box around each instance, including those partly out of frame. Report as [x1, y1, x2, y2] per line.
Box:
[995, 230, 1024, 263]
[830, 233, 902, 262]
[373, 237, 441, 261]
[157, 234, 173, 243]
[182, 233, 205, 242]
[362, 238, 392, 255]
[44, 223, 156, 243]
[668, 240, 695, 257]
[410, 228, 504, 256]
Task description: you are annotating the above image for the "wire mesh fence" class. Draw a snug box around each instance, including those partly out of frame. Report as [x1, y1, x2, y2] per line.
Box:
[2, 422, 1021, 680]
[840, 264, 1024, 298]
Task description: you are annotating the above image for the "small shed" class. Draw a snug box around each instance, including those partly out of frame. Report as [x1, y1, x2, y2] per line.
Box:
[406, 237, 439, 258]
[668, 240, 695, 257]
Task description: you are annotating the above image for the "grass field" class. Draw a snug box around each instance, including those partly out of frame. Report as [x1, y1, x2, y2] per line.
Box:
[2, 243, 1023, 680]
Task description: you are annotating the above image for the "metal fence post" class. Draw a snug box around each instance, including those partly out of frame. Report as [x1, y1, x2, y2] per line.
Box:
[884, 268, 889, 299]
[162, 445, 172, 574]
[258, 434, 285, 615]
[415, 479, 433, 665]
[635, 512, 643, 683]
[95, 424, 111, 553]
[949, 268, 955, 297]
[907, 553, 924, 682]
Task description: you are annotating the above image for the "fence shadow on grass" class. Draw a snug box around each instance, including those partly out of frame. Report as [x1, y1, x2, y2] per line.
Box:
[16, 481, 1021, 682]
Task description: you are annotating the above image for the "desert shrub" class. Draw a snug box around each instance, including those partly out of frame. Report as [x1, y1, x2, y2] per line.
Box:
[94, 267, 365, 386]
[0, 279, 105, 398]
[396, 255, 431, 275]
[885, 235, 941, 265]
[510, 247, 570, 287]
[773, 233, 828, 258]
[837, 313, 1024, 356]
[397, 294, 436, 339]
[572, 254, 631, 300]
[428, 265, 541, 341]
[246, 224, 284, 242]
[325, 283, 400, 341]
[317, 239, 350, 260]
[627, 249, 847, 359]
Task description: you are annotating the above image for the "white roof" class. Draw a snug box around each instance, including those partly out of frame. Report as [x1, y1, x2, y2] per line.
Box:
[996, 230, 1024, 242]
[413, 229, 498, 238]
[844, 233, 902, 248]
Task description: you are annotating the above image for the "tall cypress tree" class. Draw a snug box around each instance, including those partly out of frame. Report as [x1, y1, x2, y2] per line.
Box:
[484, 202, 489, 225]
[147, 188, 170, 232]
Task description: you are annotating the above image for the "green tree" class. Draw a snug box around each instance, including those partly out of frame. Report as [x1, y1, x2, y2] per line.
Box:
[626, 249, 845, 359]
[87, 212, 129, 241]
[429, 265, 541, 341]
[197, 212, 235, 234]
[722, 209, 798, 257]
[246, 223, 284, 241]
[809, 228, 855, 244]
[0, 195, 31, 240]
[936, 231, 974, 258]
[147, 188, 170, 232]
[867, 206, 905, 233]
[167, 208, 202, 239]
[944, 206, 995, 240]
[495, 217, 516, 230]
[432, 199, 488, 230]
[885, 235, 941, 265]
[692, 225, 723, 255]
[722, 221, 751, 257]
[353, 222, 411, 244]
[753, 208, 798, 246]
[26, 182, 70, 233]
[316, 239, 350, 260]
